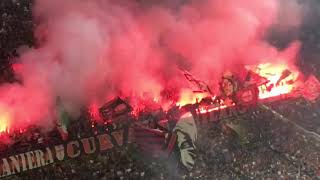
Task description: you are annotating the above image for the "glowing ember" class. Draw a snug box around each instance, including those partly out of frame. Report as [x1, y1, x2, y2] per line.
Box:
[251, 63, 300, 99]
[199, 104, 230, 114]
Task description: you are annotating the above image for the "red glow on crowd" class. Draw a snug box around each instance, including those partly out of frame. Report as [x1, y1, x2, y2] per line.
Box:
[0, 60, 308, 134]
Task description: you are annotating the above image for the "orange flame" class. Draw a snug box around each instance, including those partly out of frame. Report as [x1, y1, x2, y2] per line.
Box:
[0, 106, 11, 133]
[252, 63, 299, 99]
[176, 63, 300, 109]
[176, 89, 210, 106]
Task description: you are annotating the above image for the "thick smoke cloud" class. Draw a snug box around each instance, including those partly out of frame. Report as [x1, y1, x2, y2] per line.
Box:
[0, 0, 303, 130]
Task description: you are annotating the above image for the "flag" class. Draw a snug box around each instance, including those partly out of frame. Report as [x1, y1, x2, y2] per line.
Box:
[134, 126, 167, 156]
[56, 97, 70, 140]
[182, 70, 212, 94]
[173, 112, 197, 171]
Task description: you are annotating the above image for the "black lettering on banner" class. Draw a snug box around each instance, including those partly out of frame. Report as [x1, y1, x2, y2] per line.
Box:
[9, 155, 21, 175]
[67, 141, 81, 158]
[0, 127, 129, 179]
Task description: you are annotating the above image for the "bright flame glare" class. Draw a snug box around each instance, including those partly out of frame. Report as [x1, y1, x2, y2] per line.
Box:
[0, 106, 11, 133]
[177, 63, 300, 108]
[254, 63, 299, 99]
[176, 89, 210, 106]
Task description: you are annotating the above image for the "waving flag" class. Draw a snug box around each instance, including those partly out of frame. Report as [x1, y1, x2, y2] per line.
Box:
[56, 97, 70, 140]
[182, 70, 213, 94]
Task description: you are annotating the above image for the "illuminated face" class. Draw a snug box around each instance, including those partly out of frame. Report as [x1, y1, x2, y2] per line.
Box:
[222, 79, 234, 96]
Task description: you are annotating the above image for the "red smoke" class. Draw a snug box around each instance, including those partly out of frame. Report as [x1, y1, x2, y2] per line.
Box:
[0, 0, 303, 132]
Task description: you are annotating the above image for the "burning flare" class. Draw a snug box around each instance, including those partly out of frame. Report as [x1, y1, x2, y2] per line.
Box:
[176, 62, 301, 108]
[0, 105, 12, 133]
[252, 63, 300, 99]
[177, 89, 210, 106]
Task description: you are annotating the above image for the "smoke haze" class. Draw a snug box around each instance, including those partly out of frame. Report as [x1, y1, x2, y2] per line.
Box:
[0, 0, 304, 130]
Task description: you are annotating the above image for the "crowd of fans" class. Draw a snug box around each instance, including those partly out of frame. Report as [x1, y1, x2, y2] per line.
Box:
[0, 0, 33, 83]
[1, 97, 319, 180]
